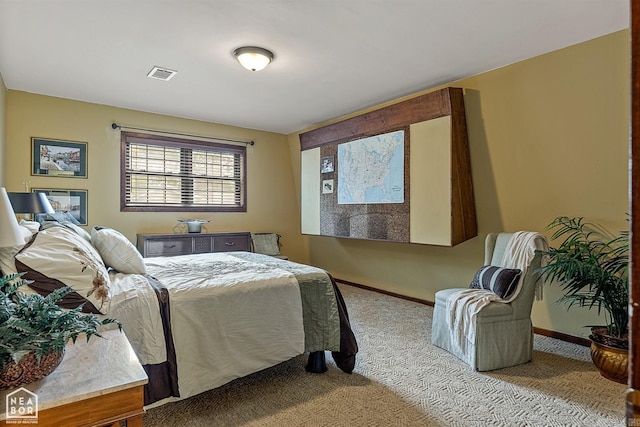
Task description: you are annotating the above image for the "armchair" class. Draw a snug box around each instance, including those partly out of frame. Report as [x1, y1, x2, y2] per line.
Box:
[431, 232, 548, 371]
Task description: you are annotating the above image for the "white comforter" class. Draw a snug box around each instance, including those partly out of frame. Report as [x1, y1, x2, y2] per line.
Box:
[109, 252, 305, 407]
[107, 272, 166, 364]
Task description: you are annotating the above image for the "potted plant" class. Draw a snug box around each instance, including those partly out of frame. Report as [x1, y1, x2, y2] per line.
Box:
[0, 272, 121, 389]
[537, 216, 628, 383]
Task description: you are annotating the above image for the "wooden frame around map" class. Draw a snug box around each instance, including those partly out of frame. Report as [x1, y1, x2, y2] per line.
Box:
[299, 87, 477, 246]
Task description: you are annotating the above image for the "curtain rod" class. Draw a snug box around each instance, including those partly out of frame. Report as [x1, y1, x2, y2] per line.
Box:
[111, 123, 255, 146]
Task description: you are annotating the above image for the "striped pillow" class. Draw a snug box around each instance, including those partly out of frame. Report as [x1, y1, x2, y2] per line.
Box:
[469, 265, 522, 299]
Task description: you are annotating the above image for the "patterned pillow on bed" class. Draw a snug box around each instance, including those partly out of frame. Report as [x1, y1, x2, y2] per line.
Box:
[14, 226, 111, 314]
[469, 265, 522, 300]
[91, 226, 146, 275]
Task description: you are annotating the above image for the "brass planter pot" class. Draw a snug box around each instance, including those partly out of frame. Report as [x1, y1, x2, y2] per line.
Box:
[589, 327, 628, 385]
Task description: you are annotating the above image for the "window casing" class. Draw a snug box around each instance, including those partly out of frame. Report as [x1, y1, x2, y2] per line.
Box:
[121, 132, 246, 212]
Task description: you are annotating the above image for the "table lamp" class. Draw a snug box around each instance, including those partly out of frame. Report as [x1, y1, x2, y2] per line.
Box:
[0, 188, 25, 247]
[7, 192, 55, 222]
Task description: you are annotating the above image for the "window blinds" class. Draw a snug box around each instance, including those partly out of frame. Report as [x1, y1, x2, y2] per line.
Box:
[121, 132, 246, 212]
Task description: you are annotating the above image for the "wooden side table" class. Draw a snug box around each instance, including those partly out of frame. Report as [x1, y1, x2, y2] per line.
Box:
[0, 328, 148, 427]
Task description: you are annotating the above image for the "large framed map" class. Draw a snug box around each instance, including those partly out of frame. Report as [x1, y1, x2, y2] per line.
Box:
[313, 127, 410, 242]
[337, 130, 404, 205]
[299, 87, 477, 247]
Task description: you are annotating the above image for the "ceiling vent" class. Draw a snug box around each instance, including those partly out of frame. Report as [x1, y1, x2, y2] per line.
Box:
[147, 66, 177, 81]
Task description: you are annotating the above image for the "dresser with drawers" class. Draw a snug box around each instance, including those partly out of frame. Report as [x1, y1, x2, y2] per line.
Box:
[136, 232, 251, 257]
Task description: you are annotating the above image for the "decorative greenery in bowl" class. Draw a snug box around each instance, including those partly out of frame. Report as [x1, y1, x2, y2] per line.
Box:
[0, 272, 121, 388]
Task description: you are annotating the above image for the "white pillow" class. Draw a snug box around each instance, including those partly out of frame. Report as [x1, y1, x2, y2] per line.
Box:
[0, 225, 35, 275]
[15, 226, 111, 314]
[0, 247, 19, 276]
[91, 227, 146, 275]
[18, 220, 41, 235]
[0, 226, 39, 295]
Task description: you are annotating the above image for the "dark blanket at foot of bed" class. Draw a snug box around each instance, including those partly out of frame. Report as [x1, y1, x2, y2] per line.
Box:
[306, 276, 358, 374]
[329, 275, 358, 373]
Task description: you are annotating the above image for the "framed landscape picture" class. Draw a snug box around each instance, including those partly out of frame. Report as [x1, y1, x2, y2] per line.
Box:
[32, 189, 88, 225]
[31, 137, 87, 178]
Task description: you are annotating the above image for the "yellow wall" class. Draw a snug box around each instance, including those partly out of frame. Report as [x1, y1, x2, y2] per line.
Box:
[0, 72, 6, 187]
[3, 30, 630, 339]
[289, 30, 630, 338]
[4, 93, 307, 262]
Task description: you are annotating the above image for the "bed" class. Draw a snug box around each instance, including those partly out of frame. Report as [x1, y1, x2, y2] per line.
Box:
[1, 222, 358, 407]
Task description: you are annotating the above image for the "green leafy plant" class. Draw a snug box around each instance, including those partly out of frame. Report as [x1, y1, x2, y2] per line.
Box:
[0, 272, 121, 370]
[538, 216, 628, 341]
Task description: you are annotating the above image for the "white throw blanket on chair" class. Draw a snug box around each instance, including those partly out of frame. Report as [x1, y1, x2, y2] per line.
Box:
[445, 232, 549, 365]
[500, 231, 550, 301]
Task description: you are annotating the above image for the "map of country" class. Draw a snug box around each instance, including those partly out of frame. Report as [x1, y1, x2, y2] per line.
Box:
[337, 130, 404, 204]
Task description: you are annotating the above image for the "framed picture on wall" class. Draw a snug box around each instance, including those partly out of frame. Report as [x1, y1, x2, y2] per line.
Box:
[31, 137, 87, 178]
[321, 156, 334, 173]
[32, 189, 88, 226]
[322, 179, 334, 194]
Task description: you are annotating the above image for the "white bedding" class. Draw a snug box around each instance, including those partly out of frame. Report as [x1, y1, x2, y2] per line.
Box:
[108, 272, 166, 364]
[0, 223, 352, 409]
[110, 252, 305, 407]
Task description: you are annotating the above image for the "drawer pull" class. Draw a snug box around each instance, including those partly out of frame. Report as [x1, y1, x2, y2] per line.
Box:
[225, 242, 236, 246]
[164, 244, 177, 249]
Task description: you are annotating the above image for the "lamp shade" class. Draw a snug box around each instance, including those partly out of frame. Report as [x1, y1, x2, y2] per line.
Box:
[7, 192, 55, 214]
[233, 46, 274, 71]
[0, 188, 25, 247]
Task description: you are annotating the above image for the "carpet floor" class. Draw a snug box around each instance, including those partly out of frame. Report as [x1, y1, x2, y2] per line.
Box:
[143, 284, 626, 426]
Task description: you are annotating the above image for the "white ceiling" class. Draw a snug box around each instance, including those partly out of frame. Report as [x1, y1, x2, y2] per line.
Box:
[0, 1, 630, 135]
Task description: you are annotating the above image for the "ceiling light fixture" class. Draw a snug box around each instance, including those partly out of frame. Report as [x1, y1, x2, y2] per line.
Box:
[233, 46, 274, 72]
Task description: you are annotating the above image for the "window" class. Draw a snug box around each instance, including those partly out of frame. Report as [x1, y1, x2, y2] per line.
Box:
[121, 132, 246, 212]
